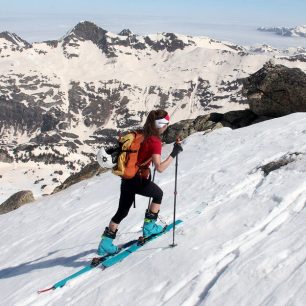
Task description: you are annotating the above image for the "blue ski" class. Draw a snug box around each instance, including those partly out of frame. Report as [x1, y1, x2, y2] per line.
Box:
[38, 220, 182, 293]
[37, 239, 137, 293]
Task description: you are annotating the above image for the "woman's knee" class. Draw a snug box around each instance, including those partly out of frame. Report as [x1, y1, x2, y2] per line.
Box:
[153, 188, 163, 204]
[111, 209, 130, 224]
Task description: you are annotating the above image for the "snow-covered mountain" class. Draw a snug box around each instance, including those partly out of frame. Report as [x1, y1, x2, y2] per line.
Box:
[0, 113, 305, 305]
[258, 25, 306, 38]
[1, 21, 306, 199]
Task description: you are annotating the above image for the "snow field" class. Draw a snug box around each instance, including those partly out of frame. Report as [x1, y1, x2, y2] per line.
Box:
[0, 113, 305, 305]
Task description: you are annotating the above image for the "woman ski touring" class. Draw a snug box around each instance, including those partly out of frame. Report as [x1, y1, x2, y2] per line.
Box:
[97, 109, 183, 256]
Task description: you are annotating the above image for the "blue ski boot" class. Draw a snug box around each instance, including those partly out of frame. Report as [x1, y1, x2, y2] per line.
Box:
[97, 227, 119, 256]
[143, 209, 164, 238]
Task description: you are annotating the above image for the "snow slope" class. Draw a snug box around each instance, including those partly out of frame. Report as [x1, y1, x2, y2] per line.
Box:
[0, 113, 306, 306]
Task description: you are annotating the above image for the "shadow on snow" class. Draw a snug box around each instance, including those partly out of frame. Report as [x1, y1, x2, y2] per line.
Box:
[0, 249, 96, 279]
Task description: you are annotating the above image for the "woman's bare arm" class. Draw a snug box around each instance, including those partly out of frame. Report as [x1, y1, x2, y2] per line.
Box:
[152, 154, 173, 173]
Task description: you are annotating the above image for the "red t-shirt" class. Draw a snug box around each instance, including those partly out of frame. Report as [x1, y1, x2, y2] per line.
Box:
[137, 135, 162, 167]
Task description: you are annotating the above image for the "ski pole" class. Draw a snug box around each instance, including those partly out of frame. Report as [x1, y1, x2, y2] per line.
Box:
[170, 149, 179, 247]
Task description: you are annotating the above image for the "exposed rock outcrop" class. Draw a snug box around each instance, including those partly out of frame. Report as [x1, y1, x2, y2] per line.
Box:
[0, 149, 13, 163]
[257, 152, 303, 176]
[163, 110, 267, 143]
[52, 162, 108, 194]
[118, 29, 133, 36]
[0, 191, 35, 214]
[243, 62, 306, 116]
[0, 31, 32, 48]
[65, 21, 109, 55]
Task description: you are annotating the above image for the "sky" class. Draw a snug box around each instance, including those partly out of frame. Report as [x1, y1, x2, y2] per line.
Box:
[0, 0, 305, 47]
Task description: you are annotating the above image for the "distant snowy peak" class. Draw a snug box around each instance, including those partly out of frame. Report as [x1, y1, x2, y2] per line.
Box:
[66, 21, 107, 39]
[63, 21, 110, 55]
[258, 25, 306, 38]
[250, 44, 279, 53]
[0, 31, 32, 48]
[60, 21, 194, 57]
[118, 29, 133, 36]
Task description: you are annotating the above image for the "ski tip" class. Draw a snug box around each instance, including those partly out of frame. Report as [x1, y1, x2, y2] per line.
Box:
[37, 286, 55, 294]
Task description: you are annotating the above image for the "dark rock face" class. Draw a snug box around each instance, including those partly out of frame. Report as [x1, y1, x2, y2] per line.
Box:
[0, 73, 66, 139]
[93, 128, 119, 145]
[68, 81, 117, 128]
[44, 40, 59, 48]
[144, 33, 193, 52]
[71, 21, 108, 51]
[0, 149, 13, 162]
[0, 190, 35, 214]
[163, 113, 224, 143]
[41, 113, 60, 132]
[280, 54, 306, 63]
[257, 153, 302, 176]
[0, 32, 32, 48]
[163, 109, 267, 143]
[223, 110, 258, 128]
[118, 29, 133, 36]
[30, 133, 62, 144]
[64, 21, 113, 57]
[45, 21, 195, 58]
[243, 62, 306, 116]
[0, 98, 43, 134]
[52, 161, 107, 194]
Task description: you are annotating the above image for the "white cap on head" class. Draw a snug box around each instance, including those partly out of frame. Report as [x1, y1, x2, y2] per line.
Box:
[155, 114, 170, 128]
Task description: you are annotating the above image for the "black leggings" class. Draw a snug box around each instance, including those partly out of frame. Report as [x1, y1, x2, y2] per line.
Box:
[111, 176, 163, 224]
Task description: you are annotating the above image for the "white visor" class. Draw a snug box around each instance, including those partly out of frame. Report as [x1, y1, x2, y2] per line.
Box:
[155, 114, 170, 128]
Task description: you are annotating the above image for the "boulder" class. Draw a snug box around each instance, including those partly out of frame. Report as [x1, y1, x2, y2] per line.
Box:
[162, 114, 223, 143]
[0, 190, 35, 214]
[52, 161, 107, 194]
[258, 152, 302, 176]
[243, 62, 306, 116]
[223, 110, 257, 128]
[163, 110, 260, 143]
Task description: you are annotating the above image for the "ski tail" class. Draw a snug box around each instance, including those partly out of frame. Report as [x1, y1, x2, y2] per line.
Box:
[37, 238, 138, 293]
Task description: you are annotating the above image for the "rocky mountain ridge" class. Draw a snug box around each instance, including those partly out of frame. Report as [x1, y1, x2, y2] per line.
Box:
[1, 21, 306, 199]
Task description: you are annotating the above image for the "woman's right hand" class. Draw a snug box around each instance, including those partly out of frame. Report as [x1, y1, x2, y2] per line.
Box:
[170, 142, 183, 158]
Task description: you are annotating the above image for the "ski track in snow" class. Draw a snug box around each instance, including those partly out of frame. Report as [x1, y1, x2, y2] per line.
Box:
[0, 114, 306, 305]
[167, 161, 306, 305]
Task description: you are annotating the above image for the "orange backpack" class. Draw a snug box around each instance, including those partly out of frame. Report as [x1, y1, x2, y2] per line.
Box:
[112, 131, 151, 179]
